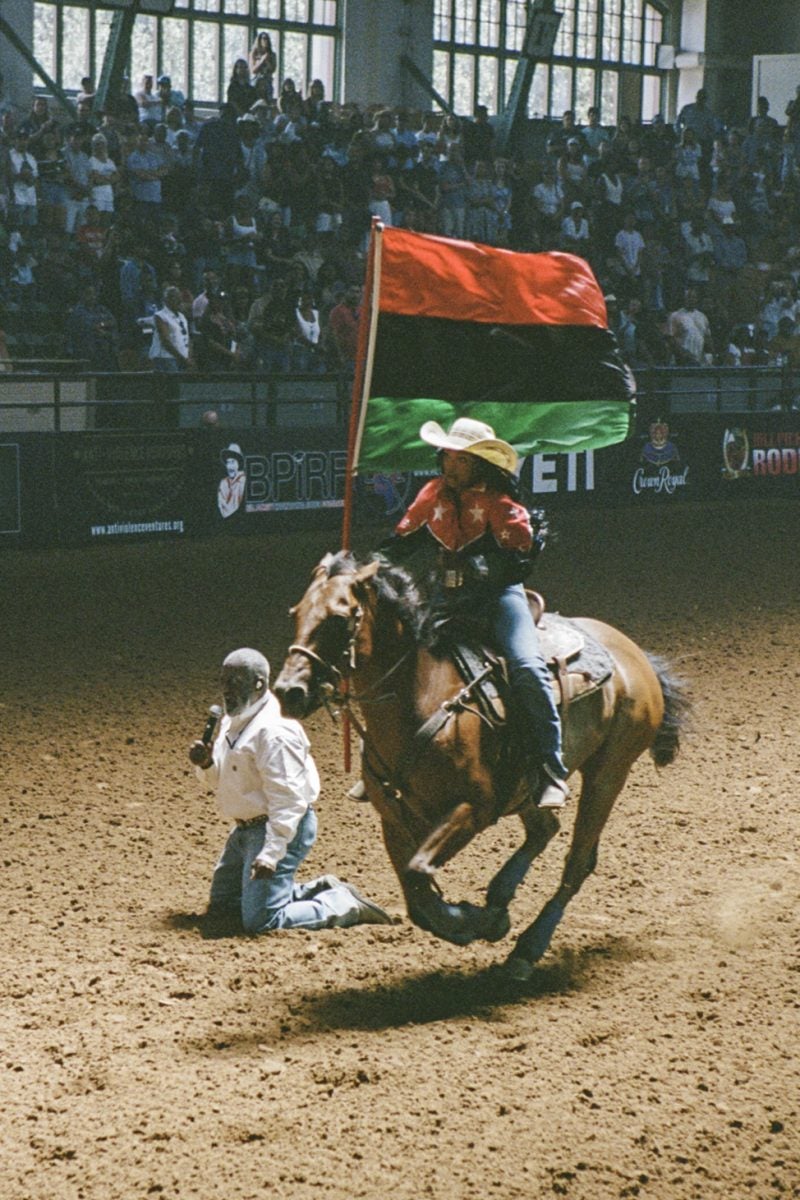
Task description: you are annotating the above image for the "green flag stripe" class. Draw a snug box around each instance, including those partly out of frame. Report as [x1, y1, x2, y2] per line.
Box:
[357, 397, 632, 471]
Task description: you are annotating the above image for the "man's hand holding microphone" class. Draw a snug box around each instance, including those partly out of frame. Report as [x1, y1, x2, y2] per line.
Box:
[189, 704, 223, 769]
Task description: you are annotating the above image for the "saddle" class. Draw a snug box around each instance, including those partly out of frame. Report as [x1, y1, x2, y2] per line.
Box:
[442, 590, 614, 727]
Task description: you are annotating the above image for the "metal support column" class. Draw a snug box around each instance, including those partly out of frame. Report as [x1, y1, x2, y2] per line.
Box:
[0, 14, 75, 119]
[495, 0, 563, 156]
[95, 5, 140, 116]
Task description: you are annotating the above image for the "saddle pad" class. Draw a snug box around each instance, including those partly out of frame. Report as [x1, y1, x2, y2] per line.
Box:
[540, 614, 615, 708]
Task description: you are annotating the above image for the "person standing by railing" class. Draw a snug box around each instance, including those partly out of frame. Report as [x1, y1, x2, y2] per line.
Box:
[148, 285, 191, 373]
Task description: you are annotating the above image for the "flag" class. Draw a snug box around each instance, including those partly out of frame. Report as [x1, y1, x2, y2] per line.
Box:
[351, 225, 635, 473]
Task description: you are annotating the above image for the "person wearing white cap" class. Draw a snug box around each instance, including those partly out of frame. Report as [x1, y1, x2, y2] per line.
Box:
[380, 417, 569, 809]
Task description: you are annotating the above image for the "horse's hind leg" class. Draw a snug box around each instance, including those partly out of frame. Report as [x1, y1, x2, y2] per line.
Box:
[486, 802, 560, 910]
[503, 756, 632, 981]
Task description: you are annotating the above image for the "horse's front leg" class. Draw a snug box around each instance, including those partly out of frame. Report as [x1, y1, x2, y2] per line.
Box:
[380, 810, 510, 947]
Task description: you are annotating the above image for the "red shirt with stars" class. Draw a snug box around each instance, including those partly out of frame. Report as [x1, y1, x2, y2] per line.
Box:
[394, 477, 533, 554]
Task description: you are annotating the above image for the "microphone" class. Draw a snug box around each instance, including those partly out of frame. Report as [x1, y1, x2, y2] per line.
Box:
[202, 704, 223, 745]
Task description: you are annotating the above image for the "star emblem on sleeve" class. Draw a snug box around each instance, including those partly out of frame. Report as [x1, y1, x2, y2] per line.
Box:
[432, 503, 445, 522]
[468, 503, 485, 523]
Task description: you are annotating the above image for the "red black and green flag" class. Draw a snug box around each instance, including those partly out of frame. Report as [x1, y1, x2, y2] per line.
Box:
[349, 224, 635, 474]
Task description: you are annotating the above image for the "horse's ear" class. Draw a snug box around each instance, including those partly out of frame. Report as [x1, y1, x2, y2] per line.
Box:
[354, 560, 380, 583]
[311, 553, 334, 580]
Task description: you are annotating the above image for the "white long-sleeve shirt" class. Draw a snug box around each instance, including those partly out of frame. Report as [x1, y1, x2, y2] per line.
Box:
[197, 692, 320, 870]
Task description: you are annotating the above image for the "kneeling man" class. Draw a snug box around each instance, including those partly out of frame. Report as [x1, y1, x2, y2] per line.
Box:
[191, 647, 392, 933]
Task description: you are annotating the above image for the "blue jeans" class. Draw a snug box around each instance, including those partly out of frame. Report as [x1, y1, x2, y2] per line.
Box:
[209, 807, 369, 934]
[493, 584, 567, 779]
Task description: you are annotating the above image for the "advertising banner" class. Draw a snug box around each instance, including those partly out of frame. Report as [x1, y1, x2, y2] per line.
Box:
[55, 432, 200, 544]
[0, 435, 57, 549]
[3, 411, 798, 551]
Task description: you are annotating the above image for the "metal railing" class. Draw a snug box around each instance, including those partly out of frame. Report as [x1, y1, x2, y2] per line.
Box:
[0, 364, 797, 437]
[0, 369, 353, 434]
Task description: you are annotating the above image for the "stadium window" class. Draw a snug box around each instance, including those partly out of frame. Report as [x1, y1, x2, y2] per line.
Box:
[434, 0, 672, 123]
[32, 0, 342, 105]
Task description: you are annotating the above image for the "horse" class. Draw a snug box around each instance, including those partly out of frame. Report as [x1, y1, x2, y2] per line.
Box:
[274, 551, 690, 981]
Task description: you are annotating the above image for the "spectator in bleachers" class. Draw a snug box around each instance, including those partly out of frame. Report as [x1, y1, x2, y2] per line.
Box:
[88, 133, 118, 221]
[148, 283, 191, 372]
[19, 96, 59, 152]
[327, 283, 361, 374]
[248, 276, 294, 372]
[196, 288, 239, 370]
[193, 103, 242, 216]
[63, 127, 91, 234]
[8, 129, 38, 227]
[437, 142, 468, 238]
[126, 128, 166, 217]
[462, 104, 495, 167]
[291, 289, 323, 371]
[667, 285, 713, 364]
[192, 268, 221, 327]
[560, 199, 591, 255]
[156, 75, 185, 118]
[227, 59, 255, 117]
[249, 32, 277, 99]
[675, 89, 720, 160]
[465, 158, 497, 243]
[557, 136, 590, 206]
[65, 280, 119, 370]
[135, 75, 160, 125]
[767, 313, 800, 365]
[673, 127, 703, 195]
[613, 209, 645, 296]
[34, 124, 67, 230]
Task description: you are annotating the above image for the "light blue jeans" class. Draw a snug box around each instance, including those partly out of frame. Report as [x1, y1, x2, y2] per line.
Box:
[209, 807, 368, 934]
[493, 584, 567, 780]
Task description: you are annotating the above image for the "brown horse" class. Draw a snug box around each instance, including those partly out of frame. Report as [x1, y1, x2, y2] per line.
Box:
[274, 551, 690, 981]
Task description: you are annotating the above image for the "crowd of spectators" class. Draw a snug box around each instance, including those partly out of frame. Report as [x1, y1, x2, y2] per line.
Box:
[3, 62, 800, 380]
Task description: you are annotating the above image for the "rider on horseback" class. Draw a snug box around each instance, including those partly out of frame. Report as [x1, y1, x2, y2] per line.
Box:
[379, 416, 569, 810]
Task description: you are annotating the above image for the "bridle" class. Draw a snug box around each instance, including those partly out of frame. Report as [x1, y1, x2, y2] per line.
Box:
[288, 599, 365, 698]
[288, 591, 411, 710]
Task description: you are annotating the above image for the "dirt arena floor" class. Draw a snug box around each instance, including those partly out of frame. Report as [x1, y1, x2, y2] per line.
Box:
[2, 497, 798, 1200]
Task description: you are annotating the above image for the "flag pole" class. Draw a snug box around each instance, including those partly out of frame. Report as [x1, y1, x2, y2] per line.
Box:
[341, 217, 384, 551]
[340, 218, 383, 775]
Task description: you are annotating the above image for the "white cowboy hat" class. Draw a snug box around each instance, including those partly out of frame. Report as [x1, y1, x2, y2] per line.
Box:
[419, 417, 518, 475]
[220, 443, 245, 468]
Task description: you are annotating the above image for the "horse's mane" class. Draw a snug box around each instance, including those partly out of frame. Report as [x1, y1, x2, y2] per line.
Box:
[325, 550, 435, 645]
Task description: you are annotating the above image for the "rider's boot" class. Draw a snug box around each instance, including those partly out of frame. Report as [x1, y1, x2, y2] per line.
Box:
[537, 763, 570, 809]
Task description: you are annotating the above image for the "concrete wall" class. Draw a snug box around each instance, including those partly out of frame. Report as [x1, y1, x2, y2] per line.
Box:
[0, 0, 34, 117]
[341, 0, 433, 111]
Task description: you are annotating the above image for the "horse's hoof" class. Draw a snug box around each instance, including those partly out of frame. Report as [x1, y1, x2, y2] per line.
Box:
[482, 905, 511, 943]
[500, 953, 534, 983]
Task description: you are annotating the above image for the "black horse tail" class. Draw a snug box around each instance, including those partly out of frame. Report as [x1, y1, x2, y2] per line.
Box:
[647, 654, 692, 767]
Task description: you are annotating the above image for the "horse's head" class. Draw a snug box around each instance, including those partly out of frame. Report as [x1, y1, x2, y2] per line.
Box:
[274, 552, 380, 718]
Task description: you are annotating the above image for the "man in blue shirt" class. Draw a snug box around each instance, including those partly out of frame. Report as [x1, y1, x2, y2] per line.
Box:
[126, 128, 166, 215]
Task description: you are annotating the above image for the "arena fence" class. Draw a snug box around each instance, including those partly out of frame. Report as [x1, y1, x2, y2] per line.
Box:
[1, 366, 798, 549]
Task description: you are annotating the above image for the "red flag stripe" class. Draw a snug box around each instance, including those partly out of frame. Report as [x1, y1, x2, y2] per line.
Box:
[378, 227, 608, 328]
